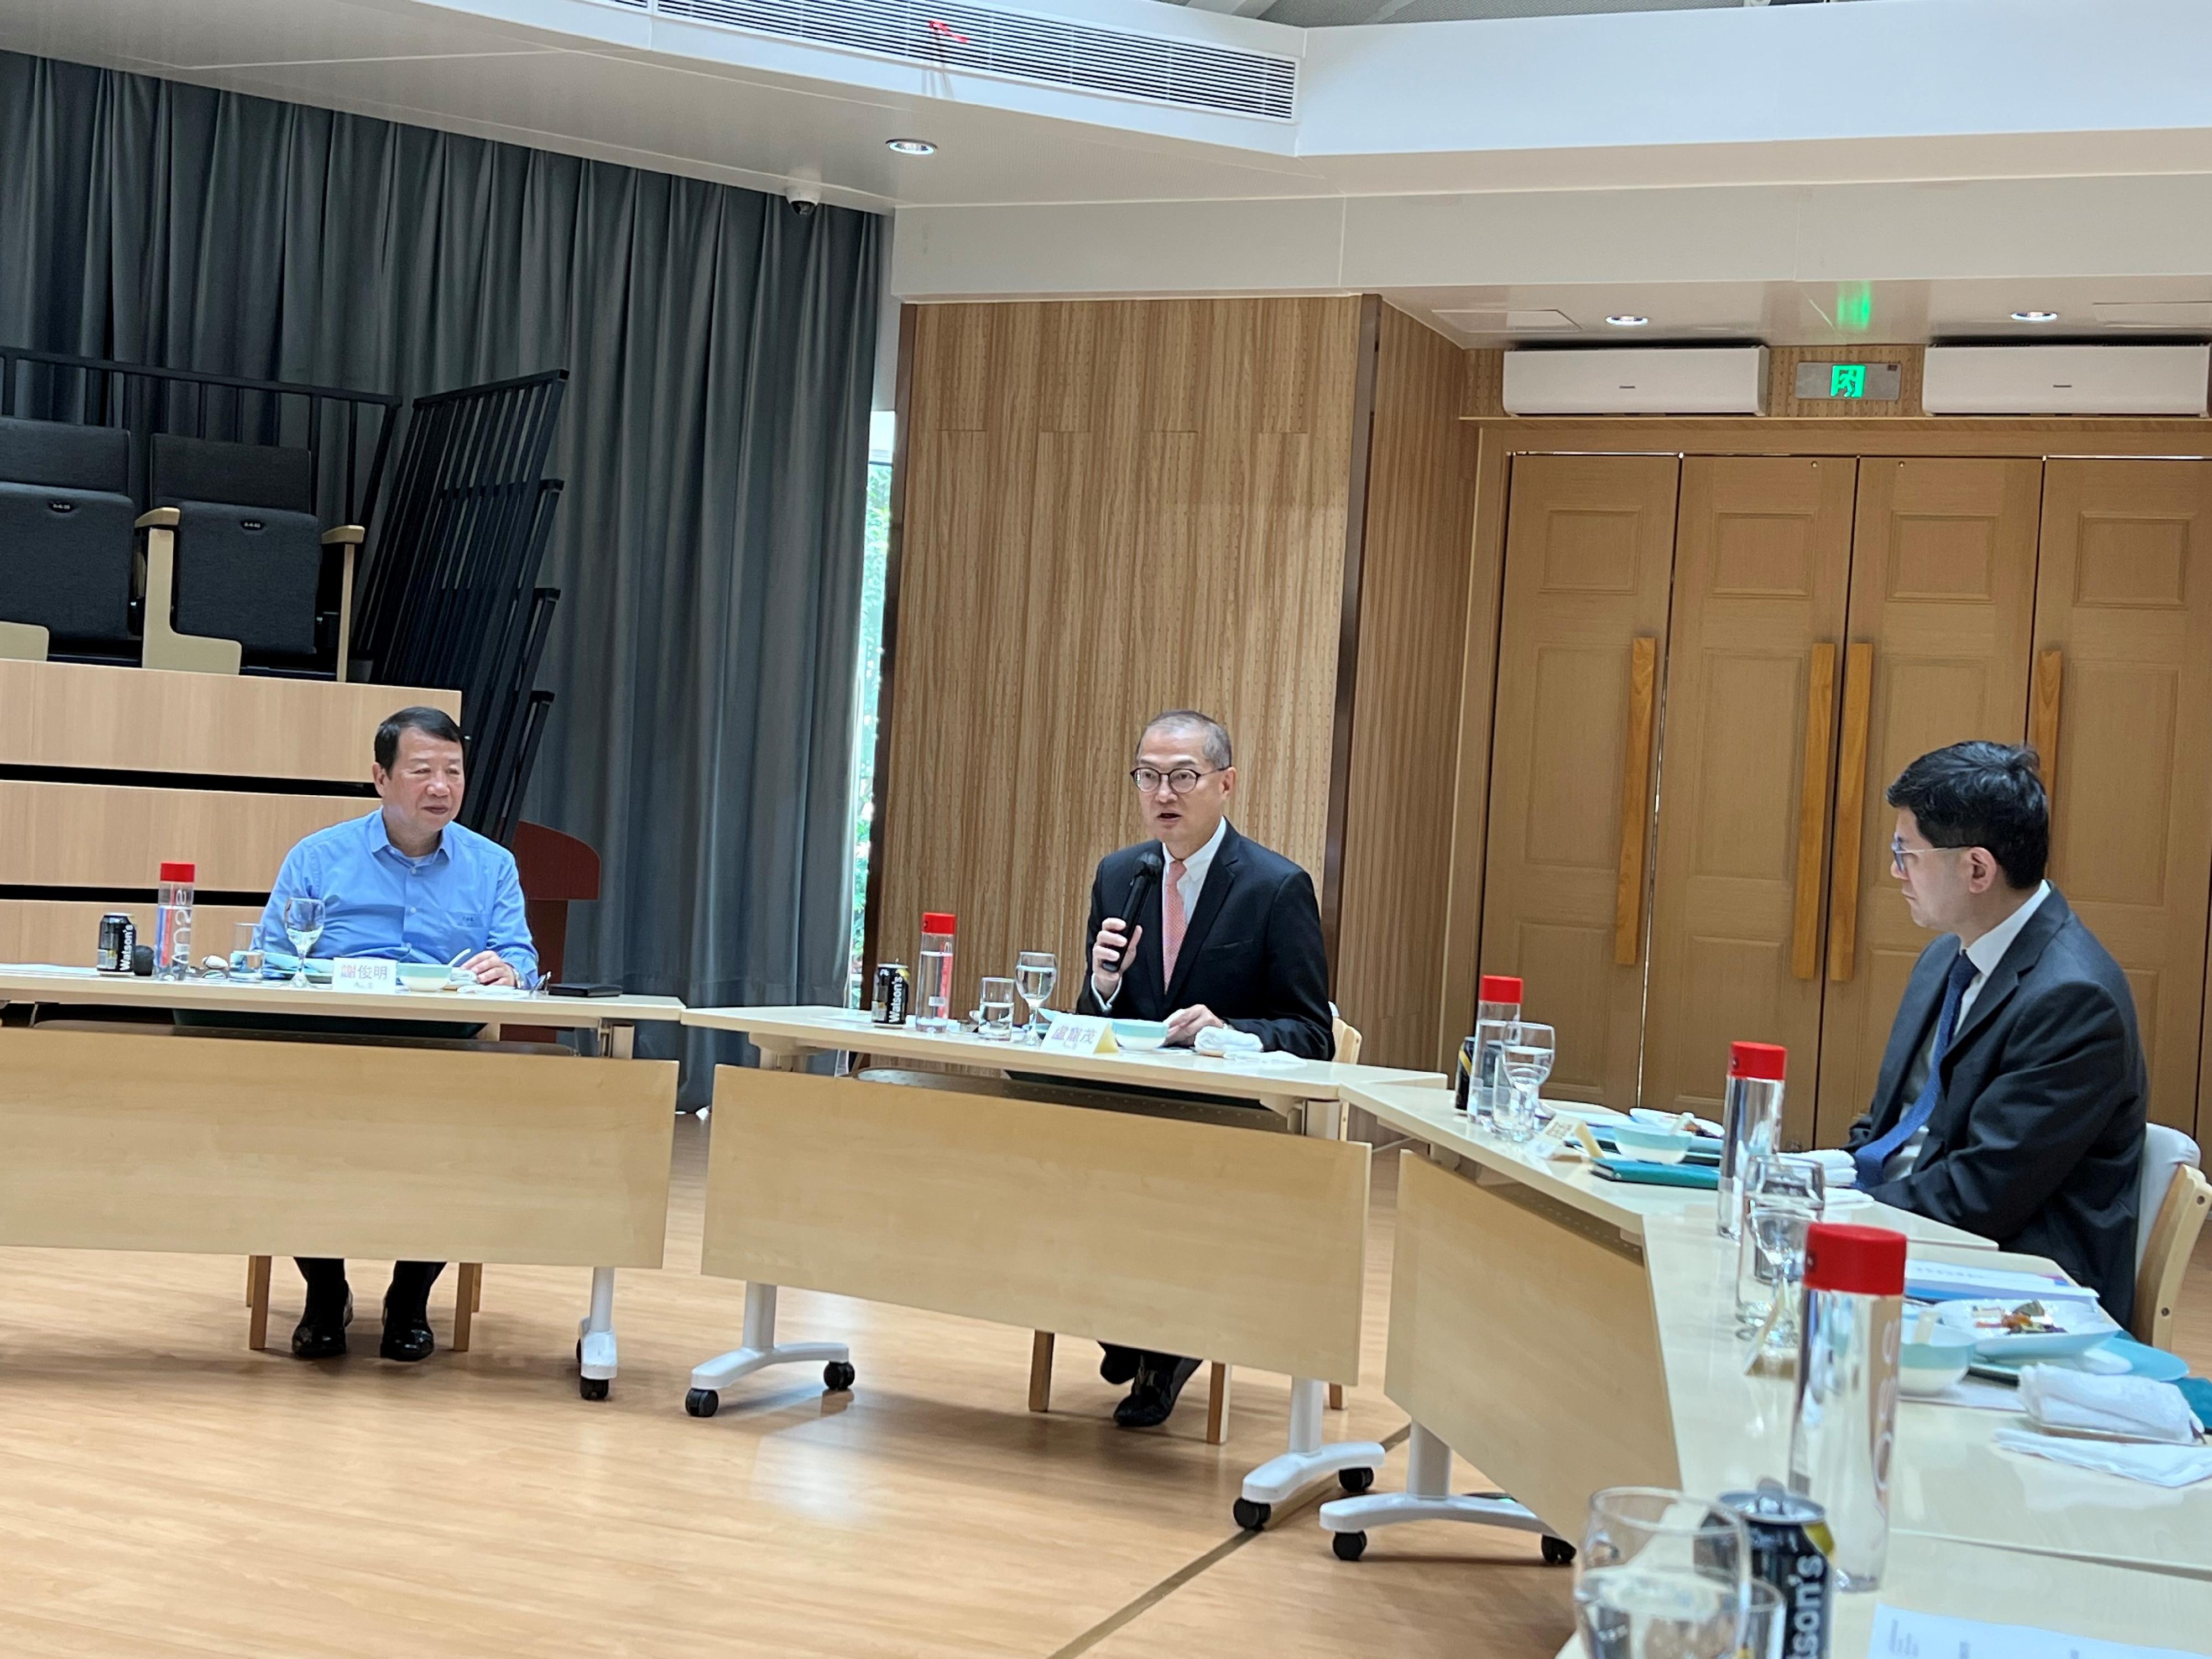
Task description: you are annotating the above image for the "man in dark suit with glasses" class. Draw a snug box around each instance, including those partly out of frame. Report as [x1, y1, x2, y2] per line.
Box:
[1074, 708, 1334, 1427]
[1844, 741, 2145, 1323]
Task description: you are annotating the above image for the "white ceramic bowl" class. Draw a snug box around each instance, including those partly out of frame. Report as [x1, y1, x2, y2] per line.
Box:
[1110, 1019, 1170, 1052]
[397, 963, 455, 990]
[1898, 1326, 1978, 1395]
[1609, 1122, 1699, 1165]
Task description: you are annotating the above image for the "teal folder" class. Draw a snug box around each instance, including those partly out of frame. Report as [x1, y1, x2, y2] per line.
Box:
[1591, 1157, 1720, 1190]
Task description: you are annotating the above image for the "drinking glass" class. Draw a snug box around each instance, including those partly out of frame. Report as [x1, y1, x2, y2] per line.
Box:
[1495, 1022, 1556, 1144]
[1735, 1155, 1825, 1348]
[281, 896, 326, 989]
[1574, 1487, 1750, 1659]
[1015, 950, 1057, 1039]
[231, 920, 265, 980]
[1740, 1580, 1786, 1659]
[978, 976, 1018, 1041]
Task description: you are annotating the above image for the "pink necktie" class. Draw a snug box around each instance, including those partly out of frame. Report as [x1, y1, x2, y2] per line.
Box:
[1162, 857, 1189, 984]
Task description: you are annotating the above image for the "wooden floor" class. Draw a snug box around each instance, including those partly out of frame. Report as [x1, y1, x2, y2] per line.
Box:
[2, 1120, 2206, 1658]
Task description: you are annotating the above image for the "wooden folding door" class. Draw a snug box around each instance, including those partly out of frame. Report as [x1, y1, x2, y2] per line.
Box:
[1480, 455, 1677, 1109]
[1812, 460, 2042, 1145]
[2034, 460, 2212, 1137]
[1640, 458, 1855, 1142]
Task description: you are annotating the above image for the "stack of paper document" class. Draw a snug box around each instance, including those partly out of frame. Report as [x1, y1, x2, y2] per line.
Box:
[1903, 1260, 2099, 1303]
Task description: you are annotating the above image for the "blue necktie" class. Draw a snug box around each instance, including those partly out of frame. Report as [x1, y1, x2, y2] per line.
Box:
[1855, 950, 1980, 1189]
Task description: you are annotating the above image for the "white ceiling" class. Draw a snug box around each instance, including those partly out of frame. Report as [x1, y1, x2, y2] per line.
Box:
[15, 0, 2212, 347]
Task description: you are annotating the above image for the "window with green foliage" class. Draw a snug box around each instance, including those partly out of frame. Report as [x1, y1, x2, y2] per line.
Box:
[846, 458, 891, 1006]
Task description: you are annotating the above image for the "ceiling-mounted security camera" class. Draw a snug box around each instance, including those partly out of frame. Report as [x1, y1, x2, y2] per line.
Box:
[785, 182, 822, 217]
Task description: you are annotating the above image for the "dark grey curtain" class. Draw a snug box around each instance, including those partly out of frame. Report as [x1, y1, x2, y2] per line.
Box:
[0, 50, 880, 1094]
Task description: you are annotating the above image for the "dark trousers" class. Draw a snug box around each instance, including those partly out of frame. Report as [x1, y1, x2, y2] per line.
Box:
[298, 1258, 445, 1317]
[1100, 1343, 1185, 1376]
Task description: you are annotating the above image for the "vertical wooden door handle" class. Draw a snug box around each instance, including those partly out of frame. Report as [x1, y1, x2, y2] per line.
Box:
[1825, 643, 1876, 982]
[1613, 635, 1660, 967]
[2030, 647, 2064, 802]
[1791, 643, 1839, 980]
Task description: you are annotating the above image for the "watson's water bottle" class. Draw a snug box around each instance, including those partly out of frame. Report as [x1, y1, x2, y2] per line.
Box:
[1788, 1222, 1906, 1593]
[153, 860, 196, 982]
[915, 912, 957, 1032]
[1718, 1040, 1788, 1238]
[1467, 974, 1523, 1123]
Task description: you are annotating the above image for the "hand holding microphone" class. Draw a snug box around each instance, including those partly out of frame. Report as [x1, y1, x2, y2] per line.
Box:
[1091, 918, 1144, 1001]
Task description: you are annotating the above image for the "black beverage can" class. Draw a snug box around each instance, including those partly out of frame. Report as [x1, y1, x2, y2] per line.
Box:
[872, 962, 911, 1026]
[97, 913, 137, 974]
[1452, 1035, 1478, 1112]
[1713, 1486, 1833, 1659]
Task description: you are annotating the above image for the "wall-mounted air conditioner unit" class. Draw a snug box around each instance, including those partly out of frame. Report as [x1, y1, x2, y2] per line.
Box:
[1921, 346, 2211, 415]
[1503, 348, 1769, 416]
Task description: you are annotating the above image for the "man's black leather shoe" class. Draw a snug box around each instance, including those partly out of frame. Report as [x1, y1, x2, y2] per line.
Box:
[1099, 1344, 1142, 1386]
[1114, 1355, 1201, 1428]
[379, 1297, 436, 1363]
[290, 1288, 353, 1360]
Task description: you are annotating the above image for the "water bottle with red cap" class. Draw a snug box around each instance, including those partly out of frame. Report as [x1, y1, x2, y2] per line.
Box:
[1718, 1040, 1788, 1239]
[1464, 974, 1522, 1124]
[153, 860, 195, 982]
[915, 912, 957, 1032]
[1788, 1222, 1907, 1592]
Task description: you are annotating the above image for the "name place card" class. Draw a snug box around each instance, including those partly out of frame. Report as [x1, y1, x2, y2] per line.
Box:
[331, 957, 398, 994]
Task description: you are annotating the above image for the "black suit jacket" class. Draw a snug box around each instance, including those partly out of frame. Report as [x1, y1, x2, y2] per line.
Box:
[1845, 888, 2145, 1326]
[1072, 824, 1334, 1061]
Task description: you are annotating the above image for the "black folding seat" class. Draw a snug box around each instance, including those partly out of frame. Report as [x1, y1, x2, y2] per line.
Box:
[0, 416, 139, 659]
[150, 434, 326, 669]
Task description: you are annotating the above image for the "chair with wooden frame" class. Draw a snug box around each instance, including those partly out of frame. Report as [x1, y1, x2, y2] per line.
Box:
[2133, 1125, 2210, 1351]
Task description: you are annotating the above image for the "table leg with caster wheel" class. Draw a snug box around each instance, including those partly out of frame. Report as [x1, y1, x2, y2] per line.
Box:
[1316, 1420, 1575, 1562]
[576, 1267, 618, 1401]
[685, 1281, 854, 1418]
[1234, 1374, 1386, 1530]
[1231, 1093, 1385, 1531]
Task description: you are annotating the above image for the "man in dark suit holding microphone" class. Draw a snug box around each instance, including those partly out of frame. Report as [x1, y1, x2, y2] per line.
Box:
[1076, 709, 1334, 1426]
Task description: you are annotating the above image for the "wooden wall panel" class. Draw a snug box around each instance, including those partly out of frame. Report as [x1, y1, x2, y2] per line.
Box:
[0, 660, 458, 779]
[0, 782, 364, 890]
[879, 299, 1361, 1018]
[1812, 460, 2042, 1146]
[1642, 458, 1856, 1136]
[1479, 454, 1681, 1110]
[0, 900, 265, 969]
[2036, 460, 2212, 1137]
[1334, 306, 1478, 1067]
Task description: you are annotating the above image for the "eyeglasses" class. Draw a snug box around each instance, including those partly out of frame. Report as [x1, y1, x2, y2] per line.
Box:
[1130, 765, 1220, 795]
[1890, 834, 1972, 874]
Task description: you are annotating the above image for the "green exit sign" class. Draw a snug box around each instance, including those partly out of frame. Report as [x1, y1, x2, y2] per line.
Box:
[1793, 361, 1903, 402]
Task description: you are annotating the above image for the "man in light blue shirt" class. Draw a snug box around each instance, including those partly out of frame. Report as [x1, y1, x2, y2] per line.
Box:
[260, 705, 538, 1365]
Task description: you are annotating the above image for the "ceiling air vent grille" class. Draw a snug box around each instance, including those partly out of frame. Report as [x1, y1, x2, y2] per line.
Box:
[646, 0, 1297, 121]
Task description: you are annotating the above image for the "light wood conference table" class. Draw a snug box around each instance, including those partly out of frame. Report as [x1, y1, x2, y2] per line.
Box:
[679, 1004, 1441, 1526]
[0, 966, 684, 1397]
[1343, 1079, 2212, 1652]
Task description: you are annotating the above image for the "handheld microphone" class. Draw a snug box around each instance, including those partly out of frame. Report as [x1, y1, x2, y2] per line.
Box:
[1113, 850, 1162, 973]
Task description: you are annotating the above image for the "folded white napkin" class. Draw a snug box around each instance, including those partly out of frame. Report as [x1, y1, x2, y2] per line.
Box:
[1194, 1025, 1265, 1057]
[1994, 1428, 2212, 1488]
[1800, 1148, 1858, 1188]
[2020, 1365, 2204, 1444]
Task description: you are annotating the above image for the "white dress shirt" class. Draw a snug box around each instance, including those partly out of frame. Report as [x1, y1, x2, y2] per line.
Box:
[1093, 815, 1229, 1010]
[1885, 879, 2052, 1180]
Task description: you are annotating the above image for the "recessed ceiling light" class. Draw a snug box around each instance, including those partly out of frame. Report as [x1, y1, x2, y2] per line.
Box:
[2012, 310, 2060, 324]
[886, 138, 936, 156]
[1605, 315, 1651, 328]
